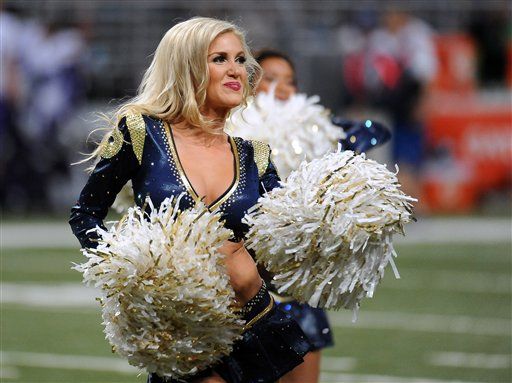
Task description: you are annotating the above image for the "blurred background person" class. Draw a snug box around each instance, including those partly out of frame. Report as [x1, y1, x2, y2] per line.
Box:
[1, 4, 88, 213]
[253, 49, 333, 383]
[376, 9, 437, 204]
[20, 14, 87, 212]
[340, 9, 438, 203]
[0, 5, 28, 210]
[229, 48, 390, 383]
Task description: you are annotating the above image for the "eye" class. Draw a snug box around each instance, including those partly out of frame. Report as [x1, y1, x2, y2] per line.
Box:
[212, 55, 226, 63]
[236, 56, 247, 64]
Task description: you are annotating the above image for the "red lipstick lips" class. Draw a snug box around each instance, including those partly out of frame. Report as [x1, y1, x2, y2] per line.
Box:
[224, 82, 241, 91]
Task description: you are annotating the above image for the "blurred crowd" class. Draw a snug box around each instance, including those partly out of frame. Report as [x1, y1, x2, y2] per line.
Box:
[1, 3, 510, 215]
[1, 5, 88, 213]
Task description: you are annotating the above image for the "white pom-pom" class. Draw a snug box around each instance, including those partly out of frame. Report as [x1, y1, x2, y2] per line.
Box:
[74, 196, 243, 379]
[244, 150, 416, 313]
[228, 90, 344, 178]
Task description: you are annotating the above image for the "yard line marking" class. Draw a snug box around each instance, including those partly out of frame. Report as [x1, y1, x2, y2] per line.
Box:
[1, 283, 97, 307]
[0, 367, 20, 379]
[1, 351, 138, 374]
[3, 283, 511, 337]
[427, 352, 511, 369]
[320, 371, 478, 383]
[382, 269, 511, 294]
[2, 218, 510, 248]
[328, 311, 511, 337]
[2, 223, 78, 248]
[395, 217, 511, 244]
[2, 351, 483, 383]
[321, 356, 357, 371]
[2, 304, 98, 315]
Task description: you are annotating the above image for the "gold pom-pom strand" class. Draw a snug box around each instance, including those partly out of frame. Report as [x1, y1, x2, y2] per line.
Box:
[74, 195, 244, 379]
[244, 150, 416, 314]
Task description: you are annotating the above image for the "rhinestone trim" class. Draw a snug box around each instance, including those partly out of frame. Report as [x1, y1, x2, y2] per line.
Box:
[125, 113, 146, 165]
[100, 127, 123, 159]
[251, 140, 270, 177]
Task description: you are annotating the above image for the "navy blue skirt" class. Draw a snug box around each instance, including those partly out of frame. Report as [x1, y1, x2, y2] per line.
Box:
[148, 288, 311, 383]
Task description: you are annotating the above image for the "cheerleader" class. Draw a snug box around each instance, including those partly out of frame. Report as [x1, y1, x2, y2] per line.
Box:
[70, 18, 311, 383]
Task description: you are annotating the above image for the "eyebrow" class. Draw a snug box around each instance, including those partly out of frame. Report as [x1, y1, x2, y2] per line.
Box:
[208, 51, 245, 57]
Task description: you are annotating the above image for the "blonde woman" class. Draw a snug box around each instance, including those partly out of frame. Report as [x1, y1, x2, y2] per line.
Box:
[69, 17, 310, 383]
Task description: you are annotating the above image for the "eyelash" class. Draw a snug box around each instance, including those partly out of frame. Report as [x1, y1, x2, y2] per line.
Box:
[212, 55, 246, 64]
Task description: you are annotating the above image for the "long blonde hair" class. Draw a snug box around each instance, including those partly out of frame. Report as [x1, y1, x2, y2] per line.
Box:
[92, 17, 260, 158]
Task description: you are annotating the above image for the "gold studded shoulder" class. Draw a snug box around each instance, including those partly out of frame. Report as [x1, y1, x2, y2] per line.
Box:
[125, 113, 146, 165]
[251, 140, 270, 177]
[100, 127, 124, 159]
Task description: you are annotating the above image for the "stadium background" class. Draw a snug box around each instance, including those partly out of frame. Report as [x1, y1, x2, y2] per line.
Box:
[1, 1, 511, 382]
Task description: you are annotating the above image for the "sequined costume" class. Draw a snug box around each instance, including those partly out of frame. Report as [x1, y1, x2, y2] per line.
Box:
[69, 114, 311, 383]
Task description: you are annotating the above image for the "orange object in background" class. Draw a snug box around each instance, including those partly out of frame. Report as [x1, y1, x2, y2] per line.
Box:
[430, 34, 477, 94]
[423, 97, 512, 213]
[422, 33, 511, 213]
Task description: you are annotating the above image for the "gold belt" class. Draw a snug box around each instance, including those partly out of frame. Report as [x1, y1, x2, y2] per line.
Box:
[269, 291, 295, 303]
[243, 295, 275, 331]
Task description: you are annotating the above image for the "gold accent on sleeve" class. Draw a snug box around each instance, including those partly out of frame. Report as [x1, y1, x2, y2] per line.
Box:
[100, 127, 123, 159]
[252, 140, 270, 178]
[125, 113, 146, 165]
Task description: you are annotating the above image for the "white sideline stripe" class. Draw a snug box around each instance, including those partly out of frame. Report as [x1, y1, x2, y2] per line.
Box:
[321, 356, 357, 371]
[2, 218, 510, 248]
[320, 371, 477, 383]
[1, 351, 138, 374]
[1, 283, 98, 307]
[328, 311, 511, 337]
[427, 352, 511, 369]
[383, 269, 511, 294]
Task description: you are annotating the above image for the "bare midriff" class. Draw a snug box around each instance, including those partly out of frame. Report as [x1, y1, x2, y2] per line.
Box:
[218, 240, 262, 306]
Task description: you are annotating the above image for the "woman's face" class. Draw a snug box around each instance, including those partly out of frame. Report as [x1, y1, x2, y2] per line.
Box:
[204, 32, 248, 115]
[256, 57, 296, 101]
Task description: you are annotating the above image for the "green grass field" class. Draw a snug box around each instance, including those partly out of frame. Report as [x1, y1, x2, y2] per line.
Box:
[2, 242, 511, 383]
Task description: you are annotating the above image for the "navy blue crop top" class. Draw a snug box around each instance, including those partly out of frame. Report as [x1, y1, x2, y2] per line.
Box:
[69, 114, 280, 248]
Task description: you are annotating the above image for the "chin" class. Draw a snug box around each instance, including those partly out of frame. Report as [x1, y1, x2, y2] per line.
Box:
[223, 97, 244, 109]
[205, 95, 243, 114]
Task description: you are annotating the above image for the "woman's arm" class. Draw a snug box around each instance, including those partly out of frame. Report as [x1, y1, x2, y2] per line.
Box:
[69, 117, 141, 248]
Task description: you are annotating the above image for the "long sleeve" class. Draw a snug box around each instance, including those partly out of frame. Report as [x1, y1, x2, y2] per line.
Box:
[69, 117, 140, 248]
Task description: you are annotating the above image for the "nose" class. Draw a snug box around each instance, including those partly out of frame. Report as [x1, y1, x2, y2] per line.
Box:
[275, 82, 295, 101]
[227, 60, 241, 78]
